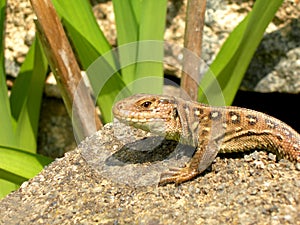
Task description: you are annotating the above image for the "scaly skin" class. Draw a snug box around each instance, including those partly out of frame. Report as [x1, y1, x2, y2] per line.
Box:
[113, 94, 300, 185]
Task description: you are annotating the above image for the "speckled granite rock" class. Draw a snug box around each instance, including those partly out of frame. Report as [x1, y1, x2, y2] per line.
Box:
[241, 18, 300, 93]
[1, 123, 299, 224]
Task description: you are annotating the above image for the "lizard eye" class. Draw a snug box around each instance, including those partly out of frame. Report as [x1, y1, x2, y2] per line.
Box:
[141, 101, 152, 108]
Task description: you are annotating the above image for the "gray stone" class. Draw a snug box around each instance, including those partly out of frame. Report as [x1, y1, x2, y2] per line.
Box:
[1, 123, 299, 224]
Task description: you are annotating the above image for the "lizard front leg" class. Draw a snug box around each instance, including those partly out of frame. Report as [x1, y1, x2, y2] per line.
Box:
[158, 164, 199, 186]
[158, 138, 220, 186]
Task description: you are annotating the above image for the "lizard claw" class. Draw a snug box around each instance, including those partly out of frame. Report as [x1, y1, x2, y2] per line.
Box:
[158, 166, 199, 186]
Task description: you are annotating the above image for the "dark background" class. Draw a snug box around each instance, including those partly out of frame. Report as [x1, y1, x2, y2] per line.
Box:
[233, 90, 300, 133]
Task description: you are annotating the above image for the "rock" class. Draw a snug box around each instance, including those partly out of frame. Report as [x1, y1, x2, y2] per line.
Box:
[241, 19, 300, 93]
[1, 123, 299, 224]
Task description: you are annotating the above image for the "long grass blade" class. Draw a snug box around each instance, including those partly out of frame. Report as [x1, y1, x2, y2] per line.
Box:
[0, 145, 52, 182]
[87, 50, 131, 123]
[52, 0, 114, 69]
[52, 0, 128, 123]
[0, 0, 16, 147]
[9, 38, 48, 152]
[0, 179, 20, 199]
[134, 0, 167, 94]
[112, 0, 139, 84]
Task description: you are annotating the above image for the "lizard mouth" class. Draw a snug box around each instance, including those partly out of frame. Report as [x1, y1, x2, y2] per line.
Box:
[114, 111, 168, 124]
[113, 113, 168, 135]
[113, 101, 171, 123]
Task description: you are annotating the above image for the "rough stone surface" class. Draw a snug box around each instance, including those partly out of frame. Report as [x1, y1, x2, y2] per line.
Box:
[1, 123, 299, 224]
[242, 19, 300, 93]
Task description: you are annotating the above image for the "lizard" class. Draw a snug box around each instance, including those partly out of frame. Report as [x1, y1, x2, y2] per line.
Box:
[112, 94, 300, 186]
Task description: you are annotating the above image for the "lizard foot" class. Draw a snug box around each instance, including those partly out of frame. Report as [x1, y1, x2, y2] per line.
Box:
[158, 166, 199, 186]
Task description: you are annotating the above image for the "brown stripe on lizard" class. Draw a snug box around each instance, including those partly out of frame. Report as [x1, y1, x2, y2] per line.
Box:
[113, 94, 300, 186]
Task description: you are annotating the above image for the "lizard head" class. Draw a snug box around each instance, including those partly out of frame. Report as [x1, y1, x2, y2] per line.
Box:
[113, 94, 182, 141]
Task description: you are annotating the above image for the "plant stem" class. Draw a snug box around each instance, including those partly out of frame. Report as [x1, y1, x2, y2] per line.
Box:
[30, 0, 102, 141]
[181, 0, 206, 100]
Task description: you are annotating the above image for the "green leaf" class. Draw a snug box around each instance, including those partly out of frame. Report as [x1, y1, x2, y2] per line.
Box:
[9, 38, 48, 152]
[198, 0, 284, 106]
[133, 0, 167, 94]
[0, 145, 52, 182]
[0, 171, 27, 186]
[87, 50, 131, 123]
[113, 0, 139, 84]
[0, 179, 20, 199]
[62, 19, 103, 69]
[138, 1, 167, 41]
[113, 0, 167, 93]
[0, 0, 16, 147]
[113, 0, 139, 45]
[50, 0, 167, 123]
[52, 0, 114, 69]
[52, 0, 129, 123]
